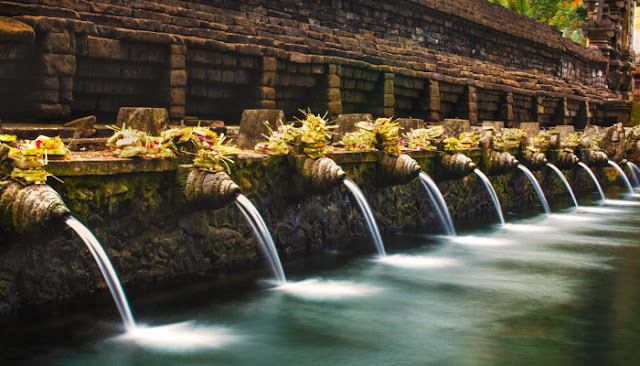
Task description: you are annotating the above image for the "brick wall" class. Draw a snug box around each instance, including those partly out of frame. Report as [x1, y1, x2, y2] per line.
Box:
[0, 0, 617, 125]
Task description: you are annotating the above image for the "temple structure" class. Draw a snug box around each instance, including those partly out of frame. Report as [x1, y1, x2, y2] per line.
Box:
[0, 0, 636, 127]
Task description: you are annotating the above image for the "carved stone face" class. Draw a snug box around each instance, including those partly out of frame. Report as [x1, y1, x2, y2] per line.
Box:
[602, 123, 626, 163]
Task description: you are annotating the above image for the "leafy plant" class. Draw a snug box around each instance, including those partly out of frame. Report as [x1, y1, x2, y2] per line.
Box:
[5, 136, 69, 184]
[107, 125, 175, 159]
[254, 121, 301, 156]
[404, 128, 439, 151]
[193, 134, 239, 174]
[492, 128, 527, 150]
[561, 133, 581, 151]
[341, 130, 377, 152]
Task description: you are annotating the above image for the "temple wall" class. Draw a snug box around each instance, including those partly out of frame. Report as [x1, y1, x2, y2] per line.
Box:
[0, 0, 615, 125]
[0, 152, 616, 310]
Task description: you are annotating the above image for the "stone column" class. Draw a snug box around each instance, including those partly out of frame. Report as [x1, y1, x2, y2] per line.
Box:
[256, 56, 277, 109]
[167, 41, 186, 123]
[466, 85, 478, 125]
[426, 79, 440, 122]
[383, 72, 395, 118]
[500, 91, 514, 125]
[28, 20, 77, 121]
[533, 95, 544, 123]
[326, 64, 342, 119]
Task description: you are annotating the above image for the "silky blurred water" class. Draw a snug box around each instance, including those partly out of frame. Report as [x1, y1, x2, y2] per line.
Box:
[2, 186, 640, 365]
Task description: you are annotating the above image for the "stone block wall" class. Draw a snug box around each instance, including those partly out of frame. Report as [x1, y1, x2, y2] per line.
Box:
[0, 153, 617, 309]
[0, 0, 621, 125]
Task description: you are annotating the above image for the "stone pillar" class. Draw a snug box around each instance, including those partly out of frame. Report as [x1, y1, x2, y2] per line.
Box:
[383, 72, 395, 118]
[533, 95, 544, 123]
[466, 85, 478, 125]
[257, 56, 277, 109]
[167, 41, 186, 123]
[500, 91, 514, 126]
[426, 79, 440, 122]
[556, 97, 569, 125]
[30, 23, 77, 121]
[326, 64, 342, 119]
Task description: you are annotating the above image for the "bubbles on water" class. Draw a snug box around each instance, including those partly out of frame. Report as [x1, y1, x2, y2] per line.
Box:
[114, 321, 239, 351]
[276, 279, 381, 300]
[376, 254, 458, 269]
[574, 207, 625, 215]
[449, 236, 514, 247]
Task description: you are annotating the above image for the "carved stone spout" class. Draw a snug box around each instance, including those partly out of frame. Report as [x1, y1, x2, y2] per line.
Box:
[379, 154, 421, 185]
[518, 150, 548, 170]
[290, 156, 346, 195]
[577, 148, 609, 167]
[547, 150, 579, 169]
[0, 181, 70, 234]
[438, 153, 476, 180]
[183, 168, 241, 209]
[601, 123, 626, 163]
[481, 150, 519, 175]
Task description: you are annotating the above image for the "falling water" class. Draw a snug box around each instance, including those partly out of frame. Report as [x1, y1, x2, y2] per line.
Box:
[625, 161, 640, 188]
[472, 169, 505, 225]
[342, 177, 386, 257]
[546, 163, 579, 208]
[607, 160, 634, 195]
[417, 171, 456, 236]
[235, 194, 286, 283]
[65, 216, 136, 329]
[517, 164, 551, 214]
[577, 162, 605, 201]
[627, 161, 640, 187]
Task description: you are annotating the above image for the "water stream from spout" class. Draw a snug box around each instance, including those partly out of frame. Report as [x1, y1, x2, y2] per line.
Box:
[577, 162, 605, 201]
[472, 169, 505, 225]
[546, 163, 579, 208]
[342, 177, 386, 257]
[626, 162, 640, 188]
[517, 164, 551, 214]
[65, 216, 136, 330]
[417, 171, 456, 236]
[235, 194, 286, 283]
[607, 160, 634, 195]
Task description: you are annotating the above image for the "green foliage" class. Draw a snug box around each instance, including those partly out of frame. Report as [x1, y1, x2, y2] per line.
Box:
[488, 0, 587, 43]
[403, 127, 442, 151]
[254, 109, 335, 159]
[492, 128, 527, 151]
[193, 134, 239, 174]
[342, 117, 403, 156]
[561, 133, 581, 151]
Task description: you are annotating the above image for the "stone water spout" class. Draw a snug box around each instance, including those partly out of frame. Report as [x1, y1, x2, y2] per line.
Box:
[182, 167, 241, 209]
[546, 150, 580, 170]
[518, 150, 548, 171]
[577, 148, 609, 167]
[291, 156, 346, 194]
[0, 181, 70, 234]
[438, 153, 476, 180]
[481, 150, 519, 175]
[379, 154, 421, 185]
[0, 145, 69, 233]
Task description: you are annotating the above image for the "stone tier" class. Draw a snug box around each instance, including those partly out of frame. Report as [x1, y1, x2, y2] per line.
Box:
[0, 0, 619, 126]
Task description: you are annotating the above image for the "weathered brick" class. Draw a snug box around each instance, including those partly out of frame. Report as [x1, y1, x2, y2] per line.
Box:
[38, 54, 75, 76]
[86, 37, 127, 60]
[170, 70, 187, 86]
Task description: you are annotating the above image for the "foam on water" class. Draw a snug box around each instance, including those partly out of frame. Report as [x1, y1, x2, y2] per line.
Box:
[603, 199, 640, 206]
[376, 254, 459, 269]
[574, 207, 626, 215]
[502, 223, 552, 233]
[546, 213, 600, 221]
[114, 322, 239, 351]
[449, 236, 515, 247]
[276, 279, 381, 300]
